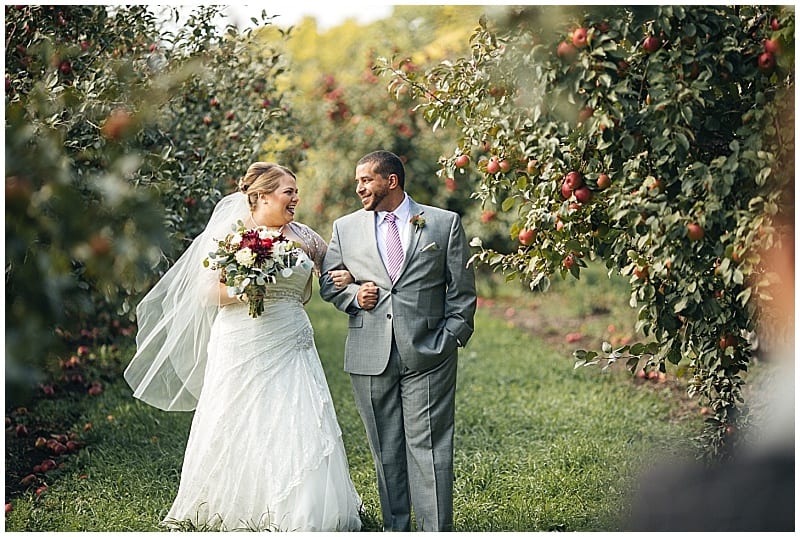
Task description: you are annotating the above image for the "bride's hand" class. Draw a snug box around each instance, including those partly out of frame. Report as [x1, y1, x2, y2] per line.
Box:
[329, 269, 354, 289]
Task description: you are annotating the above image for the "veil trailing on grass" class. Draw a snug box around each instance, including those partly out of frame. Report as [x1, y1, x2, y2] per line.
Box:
[124, 192, 249, 411]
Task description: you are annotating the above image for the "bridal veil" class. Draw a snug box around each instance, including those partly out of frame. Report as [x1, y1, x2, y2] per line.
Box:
[124, 192, 249, 411]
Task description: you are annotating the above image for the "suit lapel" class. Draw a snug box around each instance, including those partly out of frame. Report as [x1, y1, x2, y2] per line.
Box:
[360, 209, 383, 267]
[354, 209, 392, 288]
[398, 198, 424, 280]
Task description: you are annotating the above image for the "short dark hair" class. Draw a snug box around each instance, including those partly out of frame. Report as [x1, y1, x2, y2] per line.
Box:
[358, 150, 405, 189]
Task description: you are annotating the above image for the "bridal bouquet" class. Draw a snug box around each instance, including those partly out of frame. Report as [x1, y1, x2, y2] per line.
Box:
[203, 220, 304, 318]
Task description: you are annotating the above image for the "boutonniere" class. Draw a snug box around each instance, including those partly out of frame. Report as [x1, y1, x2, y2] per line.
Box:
[410, 213, 426, 232]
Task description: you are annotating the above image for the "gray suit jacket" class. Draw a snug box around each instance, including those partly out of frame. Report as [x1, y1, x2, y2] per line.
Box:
[320, 197, 476, 374]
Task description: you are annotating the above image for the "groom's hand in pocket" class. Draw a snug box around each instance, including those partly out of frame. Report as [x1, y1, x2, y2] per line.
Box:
[357, 282, 379, 310]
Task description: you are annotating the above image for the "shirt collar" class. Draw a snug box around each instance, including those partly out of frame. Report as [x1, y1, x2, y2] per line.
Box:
[378, 194, 410, 225]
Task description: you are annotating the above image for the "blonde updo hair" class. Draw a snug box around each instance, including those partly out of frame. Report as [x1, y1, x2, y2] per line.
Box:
[238, 162, 297, 211]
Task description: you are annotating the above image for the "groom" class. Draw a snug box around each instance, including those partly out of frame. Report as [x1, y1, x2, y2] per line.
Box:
[320, 150, 477, 531]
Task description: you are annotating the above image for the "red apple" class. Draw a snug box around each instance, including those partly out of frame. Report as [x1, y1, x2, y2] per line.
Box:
[687, 223, 705, 241]
[526, 159, 538, 174]
[498, 159, 511, 172]
[649, 177, 664, 192]
[15, 424, 28, 437]
[225, 110, 235, 120]
[636, 369, 646, 380]
[719, 333, 737, 350]
[578, 106, 593, 122]
[35, 436, 47, 449]
[634, 265, 649, 280]
[59, 60, 71, 74]
[574, 186, 593, 204]
[209, 97, 219, 107]
[643, 35, 661, 53]
[771, 17, 780, 31]
[202, 115, 212, 125]
[454, 154, 469, 168]
[444, 177, 456, 192]
[486, 157, 500, 174]
[5, 503, 11, 513]
[518, 228, 535, 246]
[700, 406, 712, 415]
[758, 52, 776, 72]
[557, 41, 577, 61]
[89, 235, 111, 256]
[561, 181, 573, 199]
[35, 485, 48, 496]
[597, 173, 611, 189]
[764, 38, 781, 55]
[100, 108, 133, 141]
[480, 210, 496, 223]
[562, 254, 575, 269]
[564, 171, 583, 190]
[555, 219, 564, 232]
[571, 27, 588, 49]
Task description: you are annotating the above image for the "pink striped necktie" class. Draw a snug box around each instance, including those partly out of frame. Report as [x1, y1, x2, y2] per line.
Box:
[384, 212, 404, 283]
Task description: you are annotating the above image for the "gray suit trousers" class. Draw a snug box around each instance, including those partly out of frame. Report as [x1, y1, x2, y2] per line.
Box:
[350, 338, 457, 532]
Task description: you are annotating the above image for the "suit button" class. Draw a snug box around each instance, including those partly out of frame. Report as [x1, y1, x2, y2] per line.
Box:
[391, 288, 397, 294]
[386, 314, 392, 319]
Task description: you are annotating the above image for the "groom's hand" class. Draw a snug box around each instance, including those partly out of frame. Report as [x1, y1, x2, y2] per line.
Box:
[357, 282, 379, 310]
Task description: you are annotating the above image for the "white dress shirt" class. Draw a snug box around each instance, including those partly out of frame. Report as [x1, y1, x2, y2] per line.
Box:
[375, 194, 411, 270]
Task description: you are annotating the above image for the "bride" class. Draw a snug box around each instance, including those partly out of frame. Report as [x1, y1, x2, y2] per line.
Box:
[124, 162, 362, 531]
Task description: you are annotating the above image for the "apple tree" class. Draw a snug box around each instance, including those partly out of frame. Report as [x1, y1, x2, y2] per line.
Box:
[377, 5, 794, 456]
[5, 5, 298, 405]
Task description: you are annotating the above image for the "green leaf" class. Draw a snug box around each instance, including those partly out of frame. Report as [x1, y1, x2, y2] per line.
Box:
[673, 296, 689, 313]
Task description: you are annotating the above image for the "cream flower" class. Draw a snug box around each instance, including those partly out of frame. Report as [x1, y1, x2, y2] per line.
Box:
[234, 247, 256, 267]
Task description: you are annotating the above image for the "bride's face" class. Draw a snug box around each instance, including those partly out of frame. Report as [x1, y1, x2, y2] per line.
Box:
[258, 174, 299, 227]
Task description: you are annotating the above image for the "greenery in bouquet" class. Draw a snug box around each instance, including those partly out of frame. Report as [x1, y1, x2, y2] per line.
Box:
[203, 221, 304, 317]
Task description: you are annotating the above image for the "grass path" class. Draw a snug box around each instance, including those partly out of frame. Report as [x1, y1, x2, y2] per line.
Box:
[5, 294, 701, 531]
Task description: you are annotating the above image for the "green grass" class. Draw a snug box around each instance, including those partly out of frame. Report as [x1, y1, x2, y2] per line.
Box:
[5, 288, 702, 531]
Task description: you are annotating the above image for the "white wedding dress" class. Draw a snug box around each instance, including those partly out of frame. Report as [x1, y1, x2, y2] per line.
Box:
[162, 252, 363, 531]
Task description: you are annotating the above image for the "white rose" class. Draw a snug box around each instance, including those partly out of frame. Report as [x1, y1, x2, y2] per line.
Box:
[235, 247, 255, 267]
[231, 233, 243, 245]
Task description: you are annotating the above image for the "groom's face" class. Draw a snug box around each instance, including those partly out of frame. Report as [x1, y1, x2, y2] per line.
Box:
[355, 162, 393, 212]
